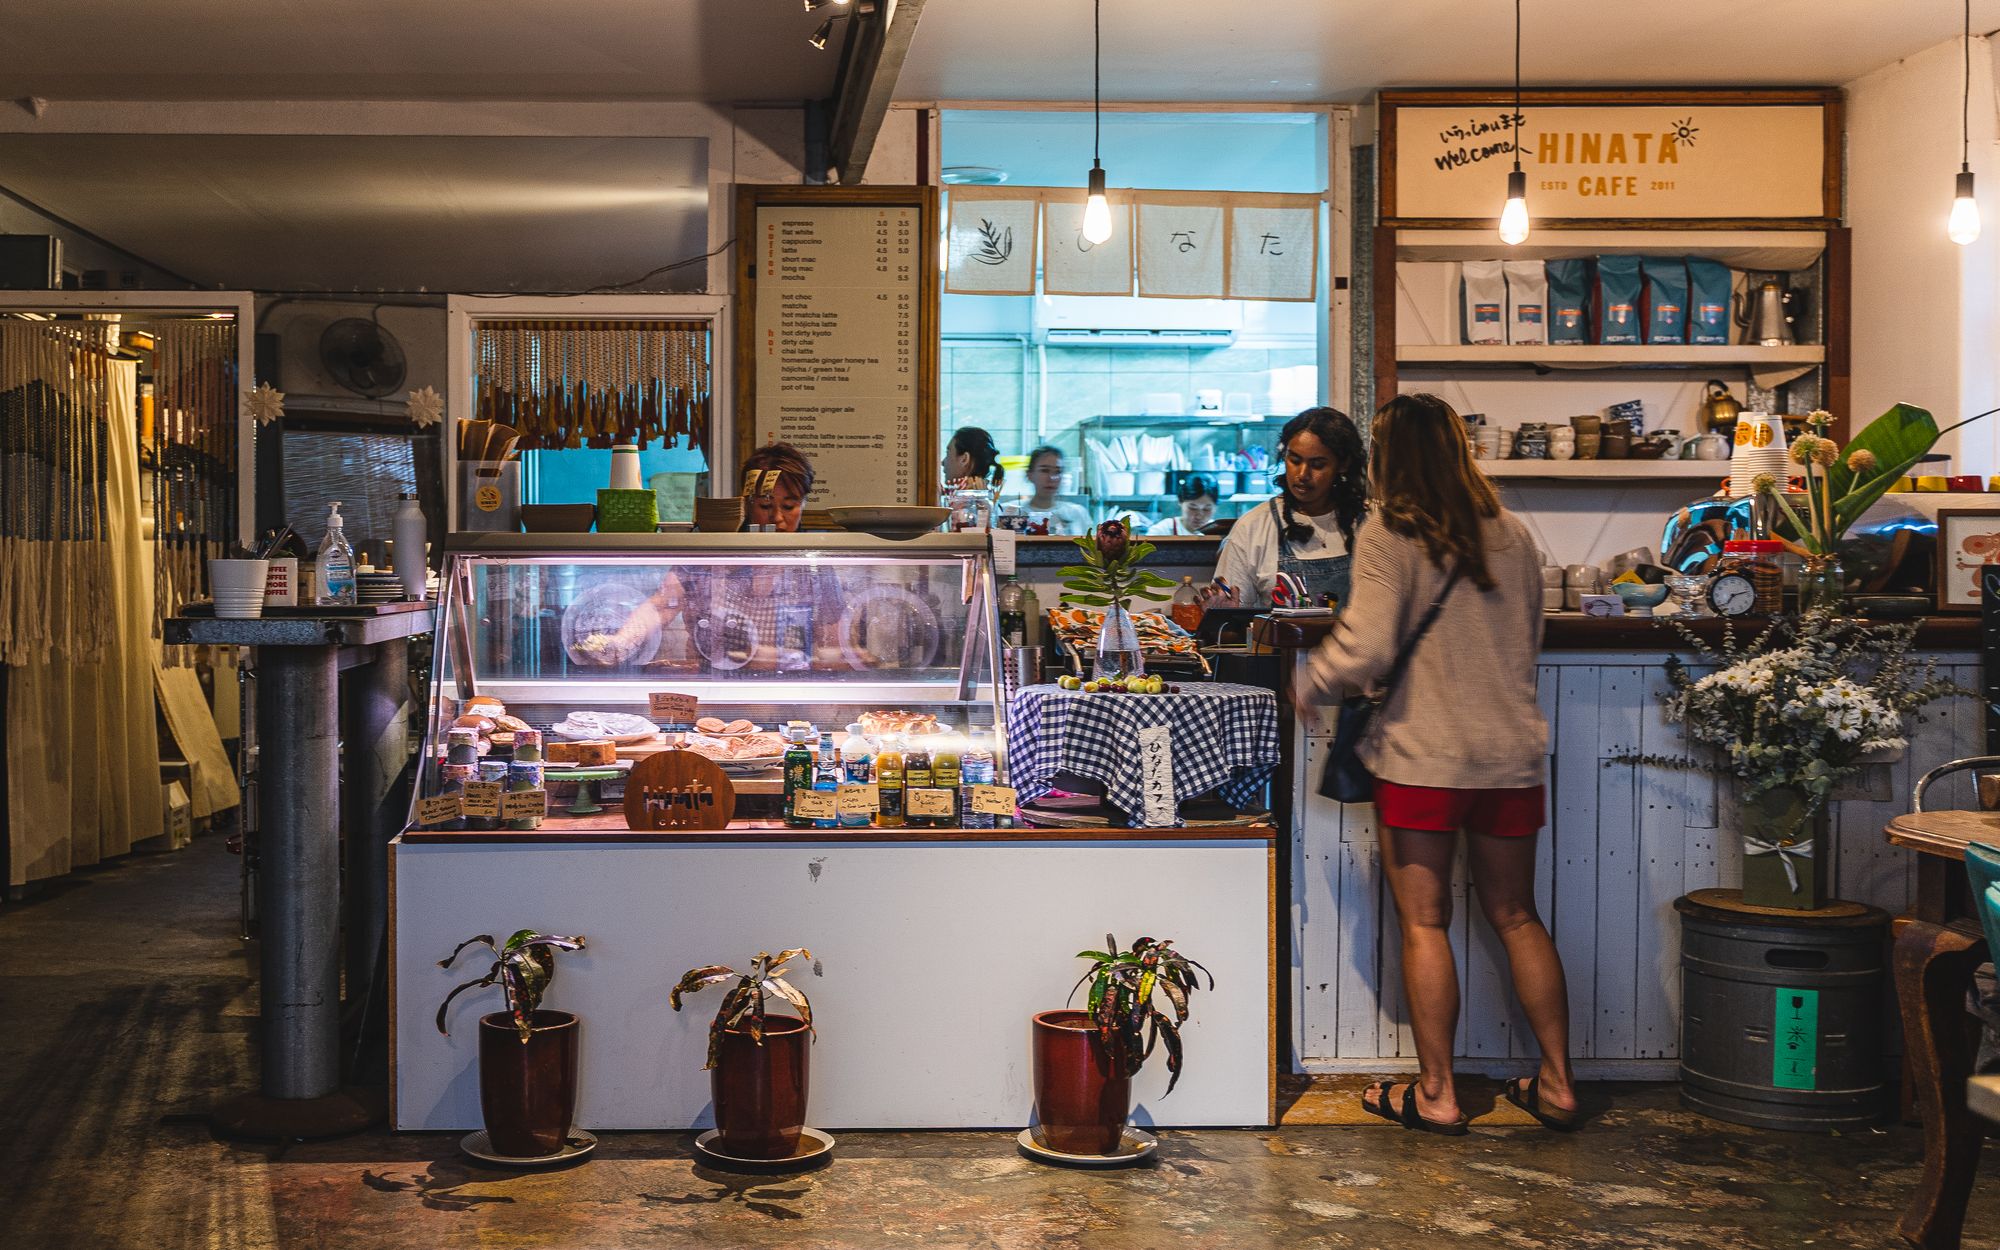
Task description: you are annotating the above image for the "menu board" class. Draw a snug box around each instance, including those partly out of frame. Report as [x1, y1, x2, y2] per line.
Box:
[739, 189, 938, 508]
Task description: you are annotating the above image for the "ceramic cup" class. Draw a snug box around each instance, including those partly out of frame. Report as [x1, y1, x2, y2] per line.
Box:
[1576, 432, 1602, 459]
[210, 558, 271, 619]
[1549, 430, 1577, 461]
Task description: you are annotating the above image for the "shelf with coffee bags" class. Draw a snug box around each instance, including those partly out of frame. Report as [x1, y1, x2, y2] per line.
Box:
[1393, 344, 1826, 367]
[1391, 229, 1827, 271]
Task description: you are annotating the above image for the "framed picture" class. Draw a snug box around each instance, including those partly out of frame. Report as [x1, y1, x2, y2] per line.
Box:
[1933, 507, 2000, 612]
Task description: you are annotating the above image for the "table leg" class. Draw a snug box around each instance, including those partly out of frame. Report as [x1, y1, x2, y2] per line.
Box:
[341, 638, 409, 1020]
[1891, 914, 1988, 1250]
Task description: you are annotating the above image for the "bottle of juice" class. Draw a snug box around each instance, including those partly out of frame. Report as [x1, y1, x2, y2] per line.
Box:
[931, 730, 962, 831]
[812, 732, 840, 829]
[782, 726, 815, 828]
[904, 738, 933, 828]
[1170, 575, 1204, 633]
[839, 723, 874, 829]
[960, 729, 997, 829]
[876, 734, 906, 827]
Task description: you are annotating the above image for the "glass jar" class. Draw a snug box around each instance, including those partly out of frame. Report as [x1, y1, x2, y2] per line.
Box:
[1720, 539, 1784, 615]
[1798, 554, 1845, 615]
[943, 479, 994, 531]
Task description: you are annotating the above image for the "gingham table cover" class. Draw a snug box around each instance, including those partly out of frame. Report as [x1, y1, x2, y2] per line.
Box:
[1006, 682, 1280, 821]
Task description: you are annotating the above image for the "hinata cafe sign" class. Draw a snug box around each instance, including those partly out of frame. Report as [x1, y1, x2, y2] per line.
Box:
[1383, 94, 1837, 225]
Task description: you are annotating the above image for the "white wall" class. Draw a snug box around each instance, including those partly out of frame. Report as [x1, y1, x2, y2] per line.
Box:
[1847, 35, 2000, 472]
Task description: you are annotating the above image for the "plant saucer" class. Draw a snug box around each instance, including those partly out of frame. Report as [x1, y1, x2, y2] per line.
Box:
[1016, 1126, 1158, 1168]
[694, 1126, 835, 1172]
[459, 1127, 597, 1167]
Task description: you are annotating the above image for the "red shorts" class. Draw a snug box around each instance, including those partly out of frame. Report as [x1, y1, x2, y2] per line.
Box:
[1374, 781, 1545, 838]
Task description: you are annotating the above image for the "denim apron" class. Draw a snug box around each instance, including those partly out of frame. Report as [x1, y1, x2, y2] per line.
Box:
[1270, 498, 1353, 610]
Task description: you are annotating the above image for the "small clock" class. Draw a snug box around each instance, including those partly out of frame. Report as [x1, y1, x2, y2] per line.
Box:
[1707, 572, 1759, 617]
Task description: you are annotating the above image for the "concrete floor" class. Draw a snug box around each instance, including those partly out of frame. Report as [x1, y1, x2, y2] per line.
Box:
[4, 843, 1998, 1250]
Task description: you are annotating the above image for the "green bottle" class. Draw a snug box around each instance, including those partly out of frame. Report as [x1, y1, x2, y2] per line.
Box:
[782, 727, 815, 828]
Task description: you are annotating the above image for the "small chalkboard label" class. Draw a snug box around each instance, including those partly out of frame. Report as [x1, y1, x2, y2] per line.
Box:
[416, 794, 462, 825]
[969, 785, 1018, 816]
[649, 692, 698, 723]
[502, 790, 548, 820]
[461, 782, 502, 818]
[793, 791, 838, 820]
[836, 784, 879, 815]
[907, 788, 955, 819]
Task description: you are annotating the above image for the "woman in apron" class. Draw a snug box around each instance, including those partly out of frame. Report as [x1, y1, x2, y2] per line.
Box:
[1209, 407, 1368, 610]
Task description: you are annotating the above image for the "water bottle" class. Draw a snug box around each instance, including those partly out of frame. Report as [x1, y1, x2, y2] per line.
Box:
[839, 724, 874, 828]
[314, 501, 357, 606]
[960, 730, 997, 829]
[812, 733, 840, 829]
[392, 492, 427, 601]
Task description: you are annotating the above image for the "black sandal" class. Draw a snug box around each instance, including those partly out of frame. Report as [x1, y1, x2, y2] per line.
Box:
[1361, 1080, 1469, 1136]
[1504, 1076, 1582, 1131]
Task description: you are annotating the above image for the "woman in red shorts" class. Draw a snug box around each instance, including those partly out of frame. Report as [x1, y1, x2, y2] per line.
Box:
[1299, 393, 1579, 1135]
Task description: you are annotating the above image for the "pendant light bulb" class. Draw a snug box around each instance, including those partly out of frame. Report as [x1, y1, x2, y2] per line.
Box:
[1951, 168, 1981, 245]
[808, 17, 834, 48]
[1083, 164, 1113, 245]
[1499, 168, 1531, 246]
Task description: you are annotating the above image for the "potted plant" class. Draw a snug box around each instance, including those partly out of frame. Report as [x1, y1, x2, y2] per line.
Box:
[1632, 613, 1962, 909]
[671, 948, 817, 1159]
[1060, 520, 1177, 678]
[436, 929, 588, 1157]
[1032, 935, 1212, 1155]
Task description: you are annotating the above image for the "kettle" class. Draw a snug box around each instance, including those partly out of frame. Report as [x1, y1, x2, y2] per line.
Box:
[1696, 380, 1743, 432]
[1734, 279, 1808, 346]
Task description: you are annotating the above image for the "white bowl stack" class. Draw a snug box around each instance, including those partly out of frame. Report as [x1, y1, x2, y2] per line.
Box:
[1728, 412, 1791, 499]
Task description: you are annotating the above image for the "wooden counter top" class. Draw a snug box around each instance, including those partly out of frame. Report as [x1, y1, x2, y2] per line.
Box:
[400, 819, 1276, 845]
[1253, 611, 1981, 651]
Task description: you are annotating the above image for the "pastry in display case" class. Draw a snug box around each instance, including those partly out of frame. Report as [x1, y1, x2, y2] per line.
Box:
[410, 532, 1008, 831]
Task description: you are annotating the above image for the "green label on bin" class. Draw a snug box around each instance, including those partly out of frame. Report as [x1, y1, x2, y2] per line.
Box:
[1773, 987, 1819, 1090]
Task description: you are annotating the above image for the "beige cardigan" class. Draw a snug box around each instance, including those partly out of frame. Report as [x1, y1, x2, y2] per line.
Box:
[1301, 510, 1547, 790]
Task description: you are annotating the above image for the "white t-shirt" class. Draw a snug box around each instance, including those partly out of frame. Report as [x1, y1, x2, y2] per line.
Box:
[1146, 515, 1203, 536]
[1009, 500, 1095, 536]
[1213, 499, 1350, 608]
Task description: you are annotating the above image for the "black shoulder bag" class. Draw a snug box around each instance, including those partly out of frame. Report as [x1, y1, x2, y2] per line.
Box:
[1317, 563, 1464, 804]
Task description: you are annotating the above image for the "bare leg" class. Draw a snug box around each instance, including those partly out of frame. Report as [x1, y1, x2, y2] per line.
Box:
[1466, 830, 1577, 1110]
[1373, 826, 1464, 1125]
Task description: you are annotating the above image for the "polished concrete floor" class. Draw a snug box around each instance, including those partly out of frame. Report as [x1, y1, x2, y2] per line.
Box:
[3, 841, 1998, 1250]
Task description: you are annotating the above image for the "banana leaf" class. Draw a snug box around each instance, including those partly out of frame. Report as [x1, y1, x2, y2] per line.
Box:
[1829, 403, 1938, 533]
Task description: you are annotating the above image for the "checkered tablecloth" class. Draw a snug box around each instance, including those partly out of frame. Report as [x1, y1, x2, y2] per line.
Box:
[1006, 682, 1280, 820]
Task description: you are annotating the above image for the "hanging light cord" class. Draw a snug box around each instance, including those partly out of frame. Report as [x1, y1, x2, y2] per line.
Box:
[1512, 0, 1523, 172]
[1093, 0, 1102, 167]
[1965, 0, 1973, 173]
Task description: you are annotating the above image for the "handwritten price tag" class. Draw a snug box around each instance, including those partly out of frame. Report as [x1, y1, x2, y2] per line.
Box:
[502, 790, 548, 820]
[792, 791, 837, 820]
[836, 784, 879, 815]
[648, 692, 698, 723]
[907, 788, 955, 819]
[416, 794, 462, 826]
[461, 782, 501, 818]
[969, 785, 1018, 816]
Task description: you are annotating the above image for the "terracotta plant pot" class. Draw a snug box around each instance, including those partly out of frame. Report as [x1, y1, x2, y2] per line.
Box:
[477, 1009, 579, 1157]
[1031, 1009, 1131, 1154]
[712, 1015, 811, 1159]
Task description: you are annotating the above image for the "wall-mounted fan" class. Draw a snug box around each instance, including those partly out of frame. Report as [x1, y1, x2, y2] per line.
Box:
[319, 317, 407, 398]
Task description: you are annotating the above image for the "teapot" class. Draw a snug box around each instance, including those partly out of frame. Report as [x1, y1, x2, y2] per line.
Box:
[1681, 431, 1733, 461]
[1696, 380, 1743, 432]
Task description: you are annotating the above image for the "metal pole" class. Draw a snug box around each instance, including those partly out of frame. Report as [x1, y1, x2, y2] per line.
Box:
[341, 638, 409, 1017]
[256, 644, 342, 1100]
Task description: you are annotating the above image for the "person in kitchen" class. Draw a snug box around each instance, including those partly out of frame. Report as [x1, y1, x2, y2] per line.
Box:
[1205, 407, 1369, 609]
[1009, 445, 1095, 536]
[1147, 472, 1218, 536]
[739, 440, 814, 532]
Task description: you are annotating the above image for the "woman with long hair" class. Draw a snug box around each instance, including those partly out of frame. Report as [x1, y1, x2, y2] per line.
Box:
[1208, 406, 1368, 608]
[1299, 393, 1577, 1135]
[941, 426, 1006, 493]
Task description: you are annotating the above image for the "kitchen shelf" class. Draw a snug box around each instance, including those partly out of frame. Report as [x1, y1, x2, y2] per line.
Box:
[1480, 459, 1728, 481]
[1392, 229, 1827, 270]
[1395, 344, 1826, 366]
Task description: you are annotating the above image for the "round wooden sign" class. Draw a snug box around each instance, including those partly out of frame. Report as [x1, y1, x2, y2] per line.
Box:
[623, 750, 737, 831]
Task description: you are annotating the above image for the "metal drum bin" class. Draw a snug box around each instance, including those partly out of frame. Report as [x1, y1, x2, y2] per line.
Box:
[1674, 890, 1892, 1132]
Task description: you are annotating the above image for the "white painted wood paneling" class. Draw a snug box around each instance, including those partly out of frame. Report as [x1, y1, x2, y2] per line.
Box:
[1292, 649, 1981, 1074]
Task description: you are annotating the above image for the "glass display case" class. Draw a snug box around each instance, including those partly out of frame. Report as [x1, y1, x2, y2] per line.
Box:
[416, 532, 1005, 827]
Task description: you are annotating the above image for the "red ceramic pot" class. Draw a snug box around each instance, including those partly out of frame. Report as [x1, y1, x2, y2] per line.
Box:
[712, 1015, 811, 1159]
[477, 1010, 579, 1157]
[1031, 1009, 1130, 1155]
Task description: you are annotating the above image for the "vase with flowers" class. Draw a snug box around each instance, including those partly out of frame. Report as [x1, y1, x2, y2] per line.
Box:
[1060, 520, 1177, 679]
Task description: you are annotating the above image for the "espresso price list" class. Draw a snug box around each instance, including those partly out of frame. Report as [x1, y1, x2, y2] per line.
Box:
[753, 205, 919, 505]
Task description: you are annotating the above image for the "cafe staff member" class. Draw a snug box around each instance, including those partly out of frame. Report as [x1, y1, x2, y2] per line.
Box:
[741, 440, 814, 531]
[1207, 407, 1368, 610]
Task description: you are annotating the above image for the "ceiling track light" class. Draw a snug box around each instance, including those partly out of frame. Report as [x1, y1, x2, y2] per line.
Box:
[1498, 0, 1530, 245]
[1951, 0, 1981, 244]
[1081, 0, 1113, 244]
[808, 14, 838, 48]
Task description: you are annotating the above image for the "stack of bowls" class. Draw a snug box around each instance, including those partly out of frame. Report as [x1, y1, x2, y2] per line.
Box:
[695, 496, 745, 533]
[357, 572, 403, 605]
[210, 558, 270, 619]
[1728, 412, 1792, 499]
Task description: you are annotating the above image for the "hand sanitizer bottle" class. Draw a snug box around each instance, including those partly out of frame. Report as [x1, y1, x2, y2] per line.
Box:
[315, 502, 358, 606]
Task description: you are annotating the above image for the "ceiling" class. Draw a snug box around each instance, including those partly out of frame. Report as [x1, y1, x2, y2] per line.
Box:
[899, 0, 2000, 104]
[0, 135, 710, 291]
[0, 0, 845, 102]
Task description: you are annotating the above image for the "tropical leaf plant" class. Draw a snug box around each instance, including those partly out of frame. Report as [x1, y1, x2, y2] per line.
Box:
[1060, 520, 1178, 614]
[1067, 934, 1213, 1095]
[670, 948, 818, 1070]
[436, 929, 587, 1044]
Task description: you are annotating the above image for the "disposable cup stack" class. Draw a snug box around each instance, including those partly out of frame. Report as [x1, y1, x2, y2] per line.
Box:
[1728, 412, 1791, 500]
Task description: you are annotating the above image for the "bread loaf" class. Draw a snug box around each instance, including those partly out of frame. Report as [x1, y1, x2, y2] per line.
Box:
[547, 739, 615, 766]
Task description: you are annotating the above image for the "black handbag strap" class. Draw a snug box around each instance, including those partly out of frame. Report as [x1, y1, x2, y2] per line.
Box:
[1371, 561, 1464, 703]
